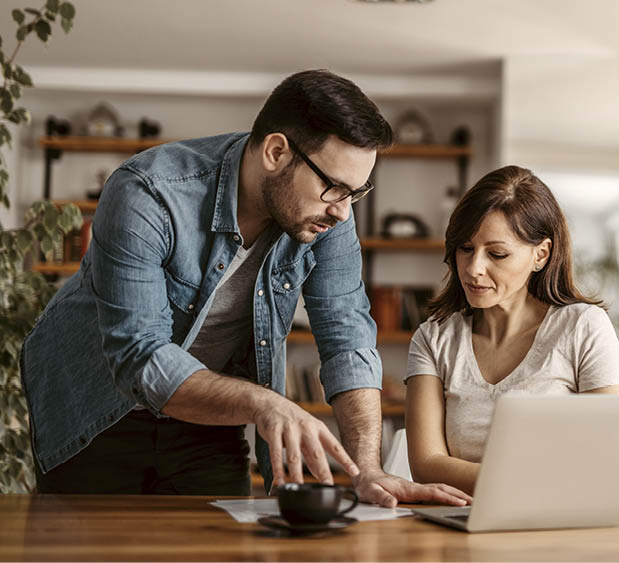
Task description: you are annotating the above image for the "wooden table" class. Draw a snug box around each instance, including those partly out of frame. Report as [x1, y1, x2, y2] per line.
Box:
[2, 494, 619, 562]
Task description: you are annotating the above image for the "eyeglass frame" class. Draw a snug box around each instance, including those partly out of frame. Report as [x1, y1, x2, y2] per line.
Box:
[287, 138, 374, 204]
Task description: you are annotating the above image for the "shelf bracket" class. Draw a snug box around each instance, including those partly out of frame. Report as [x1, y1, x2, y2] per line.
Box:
[456, 154, 470, 196]
[43, 147, 63, 200]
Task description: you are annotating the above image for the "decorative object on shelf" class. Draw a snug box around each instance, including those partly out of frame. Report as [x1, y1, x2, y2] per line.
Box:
[450, 125, 472, 147]
[401, 287, 433, 331]
[449, 125, 472, 195]
[86, 169, 109, 200]
[0, 0, 77, 494]
[381, 212, 430, 238]
[86, 102, 123, 137]
[370, 286, 403, 331]
[138, 117, 161, 139]
[45, 115, 71, 137]
[370, 285, 433, 333]
[394, 110, 434, 145]
[285, 362, 326, 404]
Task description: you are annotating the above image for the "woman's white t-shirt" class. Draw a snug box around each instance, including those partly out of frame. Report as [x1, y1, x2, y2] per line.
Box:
[404, 303, 619, 463]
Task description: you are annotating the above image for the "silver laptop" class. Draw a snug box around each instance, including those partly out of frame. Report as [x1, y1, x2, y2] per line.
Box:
[412, 394, 619, 532]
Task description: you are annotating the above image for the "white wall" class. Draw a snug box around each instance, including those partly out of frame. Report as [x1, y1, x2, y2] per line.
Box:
[501, 55, 619, 328]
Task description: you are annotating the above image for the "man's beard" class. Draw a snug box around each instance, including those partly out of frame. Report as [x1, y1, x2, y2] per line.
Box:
[262, 166, 337, 243]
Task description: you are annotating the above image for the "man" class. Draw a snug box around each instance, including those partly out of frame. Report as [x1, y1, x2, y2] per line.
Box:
[21, 70, 470, 507]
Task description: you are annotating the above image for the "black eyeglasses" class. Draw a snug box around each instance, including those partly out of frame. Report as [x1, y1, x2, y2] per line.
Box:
[287, 138, 374, 204]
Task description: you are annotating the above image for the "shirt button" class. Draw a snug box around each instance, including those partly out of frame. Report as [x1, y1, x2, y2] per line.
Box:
[217, 263, 225, 271]
[188, 303, 195, 310]
[233, 235, 240, 242]
[259, 339, 267, 347]
[283, 283, 291, 290]
[257, 289, 264, 296]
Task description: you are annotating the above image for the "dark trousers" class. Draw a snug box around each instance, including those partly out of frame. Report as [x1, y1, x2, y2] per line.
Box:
[35, 410, 251, 495]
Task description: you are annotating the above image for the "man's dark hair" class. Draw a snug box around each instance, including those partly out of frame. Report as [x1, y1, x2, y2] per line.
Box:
[249, 69, 393, 154]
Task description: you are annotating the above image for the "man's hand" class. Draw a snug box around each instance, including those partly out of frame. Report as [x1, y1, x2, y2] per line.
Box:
[252, 394, 360, 487]
[352, 468, 473, 508]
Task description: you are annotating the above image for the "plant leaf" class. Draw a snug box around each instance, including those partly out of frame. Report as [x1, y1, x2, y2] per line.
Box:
[40, 234, 53, 256]
[12, 9, 25, 25]
[14, 66, 33, 87]
[16, 26, 28, 42]
[9, 84, 22, 99]
[43, 205, 59, 232]
[2, 63, 13, 80]
[24, 8, 42, 16]
[46, 0, 60, 13]
[35, 20, 52, 43]
[0, 124, 12, 148]
[15, 229, 33, 252]
[0, 89, 14, 114]
[60, 17, 73, 33]
[59, 2, 75, 19]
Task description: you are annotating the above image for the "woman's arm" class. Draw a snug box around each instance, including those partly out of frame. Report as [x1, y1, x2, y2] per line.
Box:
[405, 375, 480, 495]
[583, 385, 619, 395]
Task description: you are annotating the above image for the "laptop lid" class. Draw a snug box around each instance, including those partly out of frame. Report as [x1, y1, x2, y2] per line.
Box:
[467, 394, 619, 532]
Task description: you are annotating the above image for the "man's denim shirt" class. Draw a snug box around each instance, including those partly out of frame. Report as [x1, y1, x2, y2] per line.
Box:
[21, 133, 382, 491]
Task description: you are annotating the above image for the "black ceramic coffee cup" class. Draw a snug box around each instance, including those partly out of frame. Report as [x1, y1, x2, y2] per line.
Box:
[276, 483, 359, 524]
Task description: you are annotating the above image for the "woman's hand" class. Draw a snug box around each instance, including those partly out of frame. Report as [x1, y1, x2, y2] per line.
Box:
[352, 468, 473, 508]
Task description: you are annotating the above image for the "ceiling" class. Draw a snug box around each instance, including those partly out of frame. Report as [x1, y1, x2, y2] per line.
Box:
[1, 0, 619, 75]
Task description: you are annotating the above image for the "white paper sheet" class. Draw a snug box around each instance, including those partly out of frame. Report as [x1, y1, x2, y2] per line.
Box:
[210, 498, 413, 523]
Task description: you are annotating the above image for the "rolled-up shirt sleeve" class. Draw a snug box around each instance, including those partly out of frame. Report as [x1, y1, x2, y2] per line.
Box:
[91, 167, 205, 414]
[302, 212, 382, 402]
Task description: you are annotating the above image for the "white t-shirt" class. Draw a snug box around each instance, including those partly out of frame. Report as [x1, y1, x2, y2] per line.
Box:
[404, 303, 619, 463]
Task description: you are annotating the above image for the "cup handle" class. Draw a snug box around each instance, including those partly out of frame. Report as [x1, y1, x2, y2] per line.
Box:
[337, 487, 359, 517]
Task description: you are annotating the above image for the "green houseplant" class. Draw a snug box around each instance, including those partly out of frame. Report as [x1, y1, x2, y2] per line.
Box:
[0, 1, 78, 493]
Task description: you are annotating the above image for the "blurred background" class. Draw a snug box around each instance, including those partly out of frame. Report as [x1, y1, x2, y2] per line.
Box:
[1, 0, 618, 467]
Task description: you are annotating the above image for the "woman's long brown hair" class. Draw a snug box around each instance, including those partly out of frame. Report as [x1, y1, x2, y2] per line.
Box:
[427, 165, 602, 323]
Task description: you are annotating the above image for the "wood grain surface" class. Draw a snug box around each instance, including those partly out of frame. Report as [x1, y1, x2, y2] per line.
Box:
[1, 494, 619, 562]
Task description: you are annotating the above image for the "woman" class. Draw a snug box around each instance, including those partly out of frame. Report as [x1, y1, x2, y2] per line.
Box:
[404, 165, 619, 495]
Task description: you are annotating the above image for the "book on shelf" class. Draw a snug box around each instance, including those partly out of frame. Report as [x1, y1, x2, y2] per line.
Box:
[285, 362, 326, 404]
[370, 285, 434, 332]
[42, 217, 93, 265]
[80, 219, 93, 257]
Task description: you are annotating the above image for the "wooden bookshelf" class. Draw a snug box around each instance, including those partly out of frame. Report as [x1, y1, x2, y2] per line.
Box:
[39, 138, 469, 158]
[40, 138, 468, 158]
[361, 237, 444, 252]
[39, 136, 172, 153]
[286, 330, 315, 344]
[32, 261, 81, 275]
[288, 329, 411, 345]
[297, 401, 404, 417]
[378, 143, 472, 158]
[52, 199, 98, 214]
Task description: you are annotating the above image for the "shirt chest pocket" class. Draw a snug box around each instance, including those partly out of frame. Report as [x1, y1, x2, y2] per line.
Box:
[166, 272, 201, 339]
[271, 250, 316, 332]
